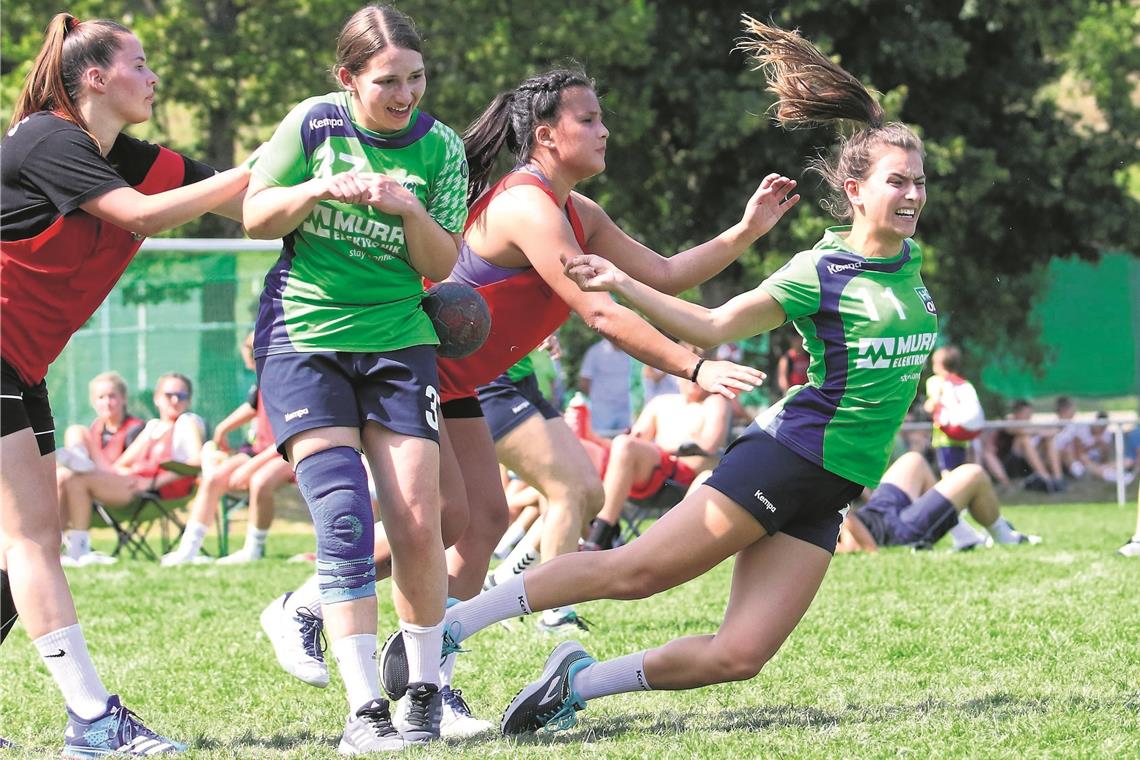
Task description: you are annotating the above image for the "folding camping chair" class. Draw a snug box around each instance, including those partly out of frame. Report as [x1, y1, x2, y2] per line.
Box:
[618, 442, 718, 544]
[215, 493, 249, 557]
[92, 461, 199, 561]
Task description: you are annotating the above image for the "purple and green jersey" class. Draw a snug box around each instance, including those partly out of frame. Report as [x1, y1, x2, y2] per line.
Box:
[758, 227, 938, 487]
[253, 92, 468, 357]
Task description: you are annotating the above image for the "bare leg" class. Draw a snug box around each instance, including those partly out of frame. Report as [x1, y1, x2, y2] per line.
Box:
[247, 455, 293, 531]
[443, 417, 509, 600]
[496, 415, 604, 562]
[595, 434, 661, 526]
[643, 533, 832, 689]
[879, 452, 937, 501]
[934, 463, 1000, 525]
[1, 431, 77, 637]
[186, 454, 248, 525]
[59, 470, 139, 531]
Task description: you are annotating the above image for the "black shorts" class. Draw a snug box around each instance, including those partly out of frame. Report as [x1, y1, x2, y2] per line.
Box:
[856, 483, 958, 547]
[256, 347, 441, 457]
[476, 372, 561, 443]
[1, 358, 55, 455]
[703, 423, 863, 553]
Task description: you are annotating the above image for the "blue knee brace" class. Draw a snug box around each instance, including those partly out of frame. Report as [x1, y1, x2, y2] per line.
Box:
[294, 446, 376, 605]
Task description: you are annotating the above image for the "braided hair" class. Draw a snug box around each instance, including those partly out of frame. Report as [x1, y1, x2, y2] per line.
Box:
[463, 68, 593, 203]
[738, 15, 923, 220]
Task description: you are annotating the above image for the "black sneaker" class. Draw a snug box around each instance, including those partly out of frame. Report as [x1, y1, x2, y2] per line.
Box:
[500, 640, 595, 735]
[399, 683, 443, 744]
[380, 620, 465, 700]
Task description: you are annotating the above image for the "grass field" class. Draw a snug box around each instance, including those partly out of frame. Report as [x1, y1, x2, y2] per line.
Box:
[2, 500, 1138, 758]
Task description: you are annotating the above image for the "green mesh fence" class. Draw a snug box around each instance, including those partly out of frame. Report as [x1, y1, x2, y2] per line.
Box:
[49, 240, 280, 445]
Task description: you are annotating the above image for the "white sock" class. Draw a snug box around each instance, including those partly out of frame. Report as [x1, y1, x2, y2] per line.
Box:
[439, 652, 457, 688]
[286, 574, 324, 619]
[178, 520, 209, 555]
[242, 527, 269, 557]
[450, 574, 531, 642]
[493, 518, 529, 559]
[986, 517, 1019, 544]
[948, 518, 984, 547]
[491, 536, 539, 586]
[34, 624, 111, 720]
[332, 633, 381, 713]
[572, 651, 652, 701]
[400, 620, 443, 688]
[64, 530, 90, 559]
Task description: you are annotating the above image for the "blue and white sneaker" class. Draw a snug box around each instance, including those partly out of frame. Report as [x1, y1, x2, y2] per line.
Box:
[535, 609, 591, 636]
[379, 601, 464, 701]
[63, 695, 185, 756]
[260, 592, 329, 688]
[500, 640, 595, 735]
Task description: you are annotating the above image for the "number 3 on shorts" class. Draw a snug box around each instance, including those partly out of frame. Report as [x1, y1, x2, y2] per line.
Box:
[424, 385, 441, 432]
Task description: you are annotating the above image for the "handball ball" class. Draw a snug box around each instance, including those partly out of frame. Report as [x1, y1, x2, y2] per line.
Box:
[422, 282, 491, 359]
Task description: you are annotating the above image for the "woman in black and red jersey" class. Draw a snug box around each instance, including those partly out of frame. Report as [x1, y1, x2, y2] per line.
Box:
[0, 12, 248, 755]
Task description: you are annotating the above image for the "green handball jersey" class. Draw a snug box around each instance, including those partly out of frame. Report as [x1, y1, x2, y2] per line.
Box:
[757, 227, 939, 487]
[253, 92, 468, 356]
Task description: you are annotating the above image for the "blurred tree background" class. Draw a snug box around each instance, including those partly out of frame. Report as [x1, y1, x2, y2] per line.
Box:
[3, 0, 1137, 406]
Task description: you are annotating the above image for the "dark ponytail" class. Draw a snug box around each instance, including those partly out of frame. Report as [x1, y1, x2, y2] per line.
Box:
[462, 67, 593, 203]
[738, 16, 923, 220]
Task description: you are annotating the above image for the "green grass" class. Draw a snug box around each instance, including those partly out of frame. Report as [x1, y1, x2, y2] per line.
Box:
[3, 501, 1139, 758]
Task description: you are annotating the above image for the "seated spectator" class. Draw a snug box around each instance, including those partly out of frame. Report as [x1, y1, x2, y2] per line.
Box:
[582, 368, 731, 551]
[162, 335, 293, 565]
[58, 373, 204, 566]
[922, 345, 976, 475]
[981, 399, 1065, 492]
[837, 452, 1041, 553]
[775, 338, 809, 396]
[55, 371, 146, 476]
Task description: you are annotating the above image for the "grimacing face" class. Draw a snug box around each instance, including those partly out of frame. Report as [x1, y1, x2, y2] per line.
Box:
[851, 145, 926, 240]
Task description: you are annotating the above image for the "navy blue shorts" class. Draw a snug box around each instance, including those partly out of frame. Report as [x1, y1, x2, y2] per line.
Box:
[934, 446, 967, 473]
[257, 347, 441, 457]
[703, 423, 863, 553]
[476, 372, 560, 443]
[1, 359, 55, 455]
[857, 482, 958, 547]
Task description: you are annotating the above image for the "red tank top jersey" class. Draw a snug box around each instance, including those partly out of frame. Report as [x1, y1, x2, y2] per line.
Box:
[132, 418, 195, 500]
[435, 172, 587, 402]
[90, 415, 143, 462]
[1, 114, 210, 385]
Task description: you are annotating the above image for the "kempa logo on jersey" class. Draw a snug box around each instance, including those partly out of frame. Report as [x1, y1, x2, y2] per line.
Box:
[302, 206, 406, 248]
[309, 116, 345, 130]
[856, 332, 938, 369]
[826, 260, 865, 275]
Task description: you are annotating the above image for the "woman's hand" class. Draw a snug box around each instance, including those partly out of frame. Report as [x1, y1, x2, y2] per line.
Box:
[740, 173, 800, 239]
[317, 171, 376, 205]
[694, 359, 766, 400]
[564, 254, 628, 293]
[365, 173, 421, 217]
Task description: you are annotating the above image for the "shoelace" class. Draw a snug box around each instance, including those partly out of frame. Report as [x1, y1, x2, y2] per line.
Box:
[404, 688, 436, 729]
[441, 687, 473, 717]
[440, 621, 467, 660]
[538, 693, 585, 733]
[108, 704, 163, 745]
[557, 612, 592, 632]
[358, 703, 400, 738]
[294, 607, 327, 661]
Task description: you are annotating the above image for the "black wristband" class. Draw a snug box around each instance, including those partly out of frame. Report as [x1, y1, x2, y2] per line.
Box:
[689, 358, 705, 383]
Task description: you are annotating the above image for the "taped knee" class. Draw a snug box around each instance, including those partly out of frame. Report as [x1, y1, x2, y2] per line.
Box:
[295, 446, 376, 605]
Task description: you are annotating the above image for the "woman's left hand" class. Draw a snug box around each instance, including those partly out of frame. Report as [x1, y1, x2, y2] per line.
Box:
[365, 173, 421, 217]
[740, 173, 800, 239]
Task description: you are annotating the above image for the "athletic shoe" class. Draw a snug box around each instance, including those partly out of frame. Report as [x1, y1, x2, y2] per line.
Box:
[439, 686, 493, 737]
[63, 694, 185, 756]
[216, 547, 262, 565]
[337, 699, 404, 754]
[500, 640, 595, 735]
[535, 610, 591, 636]
[56, 445, 95, 473]
[952, 536, 993, 552]
[379, 621, 465, 700]
[1002, 523, 1042, 545]
[397, 683, 442, 744]
[260, 592, 328, 688]
[1117, 539, 1140, 558]
[0, 736, 14, 749]
[62, 551, 118, 568]
[160, 550, 212, 567]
